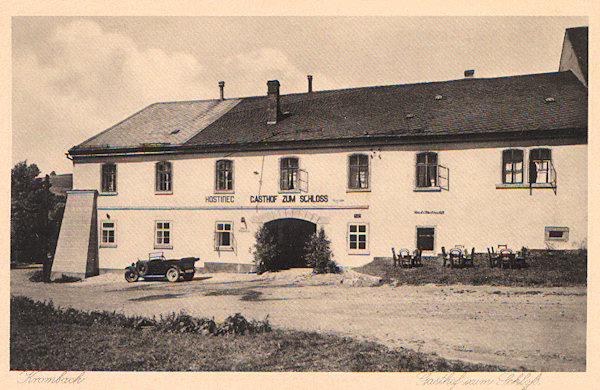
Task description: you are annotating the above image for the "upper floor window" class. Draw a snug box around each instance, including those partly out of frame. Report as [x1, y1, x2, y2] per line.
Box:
[529, 148, 552, 184]
[101, 163, 117, 193]
[280, 157, 299, 191]
[348, 154, 369, 190]
[155, 161, 172, 193]
[502, 149, 523, 184]
[416, 152, 438, 188]
[215, 160, 234, 192]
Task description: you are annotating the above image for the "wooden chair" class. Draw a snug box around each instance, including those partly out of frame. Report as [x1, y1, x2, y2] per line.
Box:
[399, 248, 412, 268]
[487, 247, 498, 268]
[515, 246, 528, 269]
[464, 247, 475, 267]
[449, 248, 463, 268]
[499, 248, 514, 269]
[412, 248, 422, 267]
[441, 246, 449, 267]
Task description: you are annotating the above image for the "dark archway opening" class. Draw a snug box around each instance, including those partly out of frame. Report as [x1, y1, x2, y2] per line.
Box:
[264, 218, 317, 269]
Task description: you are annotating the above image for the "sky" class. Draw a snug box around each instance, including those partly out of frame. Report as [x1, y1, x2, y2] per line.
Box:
[12, 16, 587, 174]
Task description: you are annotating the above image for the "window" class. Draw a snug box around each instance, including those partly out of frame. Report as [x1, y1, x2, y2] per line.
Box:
[348, 223, 368, 252]
[416, 152, 438, 187]
[348, 154, 369, 190]
[502, 149, 524, 184]
[215, 160, 234, 192]
[100, 220, 116, 247]
[155, 161, 172, 193]
[416, 227, 435, 251]
[545, 226, 569, 241]
[155, 221, 172, 248]
[101, 163, 117, 193]
[215, 222, 233, 250]
[280, 157, 299, 191]
[529, 148, 552, 184]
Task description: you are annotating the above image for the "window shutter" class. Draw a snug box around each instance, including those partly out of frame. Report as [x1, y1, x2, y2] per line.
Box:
[299, 169, 309, 192]
[438, 165, 450, 191]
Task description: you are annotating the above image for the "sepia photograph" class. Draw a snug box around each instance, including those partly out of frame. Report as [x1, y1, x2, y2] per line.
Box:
[10, 14, 588, 378]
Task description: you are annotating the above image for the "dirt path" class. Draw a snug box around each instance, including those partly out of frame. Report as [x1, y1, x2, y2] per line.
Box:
[11, 269, 586, 371]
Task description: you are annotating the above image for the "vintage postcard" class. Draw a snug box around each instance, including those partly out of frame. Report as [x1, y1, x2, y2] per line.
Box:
[5, 2, 597, 389]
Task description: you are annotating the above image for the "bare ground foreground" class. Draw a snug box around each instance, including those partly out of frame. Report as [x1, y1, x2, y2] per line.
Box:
[10, 268, 586, 371]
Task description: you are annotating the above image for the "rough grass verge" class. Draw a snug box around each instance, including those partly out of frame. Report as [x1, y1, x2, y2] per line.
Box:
[28, 270, 81, 283]
[10, 296, 512, 372]
[355, 250, 586, 287]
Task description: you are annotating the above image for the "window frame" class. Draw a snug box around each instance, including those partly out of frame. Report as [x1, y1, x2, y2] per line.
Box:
[545, 226, 569, 242]
[502, 149, 524, 184]
[215, 159, 234, 193]
[347, 222, 369, 254]
[347, 153, 370, 191]
[529, 148, 552, 184]
[155, 161, 173, 194]
[154, 220, 173, 249]
[100, 163, 117, 194]
[215, 221, 234, 251]
[415, 152, 439, 189]
[416, 226, 436, 252]
[99, 220, 117, 248]
[279, 156, 301, 193]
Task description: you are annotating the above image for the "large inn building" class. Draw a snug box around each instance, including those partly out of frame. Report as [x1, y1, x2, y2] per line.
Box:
[52, 27, 588, 277]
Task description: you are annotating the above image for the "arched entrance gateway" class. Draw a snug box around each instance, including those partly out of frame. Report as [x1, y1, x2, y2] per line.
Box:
[264, 218, 317, 269]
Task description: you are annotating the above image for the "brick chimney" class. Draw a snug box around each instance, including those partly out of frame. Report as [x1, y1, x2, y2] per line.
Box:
[218, 81, 225, 100]
[464, 69, 475, 78]
[267, 80, 281, 125]
[307, 75, 313, 93]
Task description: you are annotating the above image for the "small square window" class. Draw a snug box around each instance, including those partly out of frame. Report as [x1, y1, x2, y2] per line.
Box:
[545, 226, 569, 241]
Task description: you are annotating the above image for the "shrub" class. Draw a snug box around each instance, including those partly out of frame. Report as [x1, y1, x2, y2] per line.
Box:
[304, 228, 339, 274]
[253, 224, 280, 274]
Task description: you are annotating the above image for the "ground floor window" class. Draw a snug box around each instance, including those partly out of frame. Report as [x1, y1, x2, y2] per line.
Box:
[100, 220, 116, 247]
[348, 223, 368, 252]
[416, 227, 435, 251]
[545, 226, 569, 241]
[155, 221, 172, 248]
[215, 222, 233, 250]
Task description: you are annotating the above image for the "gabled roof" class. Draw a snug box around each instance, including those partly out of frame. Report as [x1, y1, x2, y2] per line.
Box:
[70, 71, 587, 156]
[564, 27, 588, 83]
[72, 99, 241, 151]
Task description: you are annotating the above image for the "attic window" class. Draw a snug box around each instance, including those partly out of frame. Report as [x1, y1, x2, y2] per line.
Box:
[170, 129, 181, 135]
[545, 97, 556, 103]
[435, 95, 443, 100]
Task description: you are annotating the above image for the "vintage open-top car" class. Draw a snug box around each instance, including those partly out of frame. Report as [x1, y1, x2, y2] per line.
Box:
[124, 252, 199, 282]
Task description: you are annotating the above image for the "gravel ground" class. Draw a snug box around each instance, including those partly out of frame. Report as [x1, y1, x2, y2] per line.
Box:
[11, 268, 586, 371]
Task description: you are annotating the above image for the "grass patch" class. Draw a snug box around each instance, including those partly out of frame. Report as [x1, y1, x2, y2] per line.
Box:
[10, 296, 510, 371]
[355, 250, 586, 287]
[28, 270, 81, 283]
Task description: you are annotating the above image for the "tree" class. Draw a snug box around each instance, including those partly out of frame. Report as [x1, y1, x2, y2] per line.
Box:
[303, 228, 339, 274]
[252, 224, 280, 274]
[11, 161, 56, 264]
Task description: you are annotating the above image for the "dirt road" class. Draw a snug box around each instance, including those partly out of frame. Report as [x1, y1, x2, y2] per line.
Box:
[10, 269, 586, 371]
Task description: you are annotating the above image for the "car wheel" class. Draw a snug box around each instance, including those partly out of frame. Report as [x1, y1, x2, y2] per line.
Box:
[166, 267, 180, 282]
[124, 269, 139, 282]
[182, 272, 194, 281]
[137, 262, 149, 277]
